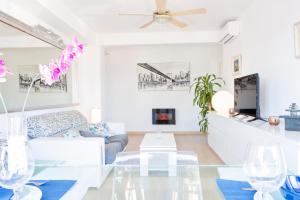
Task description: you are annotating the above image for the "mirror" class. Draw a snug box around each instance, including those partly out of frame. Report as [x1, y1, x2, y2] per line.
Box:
[0, 15, 79, 113]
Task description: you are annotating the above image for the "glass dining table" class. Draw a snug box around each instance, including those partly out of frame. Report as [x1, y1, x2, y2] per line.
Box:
[82, 165, 285, 200]
[32, 151, 287, 200]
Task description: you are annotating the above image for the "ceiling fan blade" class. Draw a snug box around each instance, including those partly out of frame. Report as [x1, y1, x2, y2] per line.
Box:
[155, 0, 167, 14]
[119, 13, 152, 16]
[170, 18, 187, 28]
[140, 20, 155, 29]
[170, 8, 207, 16]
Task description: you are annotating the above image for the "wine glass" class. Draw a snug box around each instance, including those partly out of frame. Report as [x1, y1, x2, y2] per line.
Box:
[0, 116, 35, 200]
[243, 143, 287, 200]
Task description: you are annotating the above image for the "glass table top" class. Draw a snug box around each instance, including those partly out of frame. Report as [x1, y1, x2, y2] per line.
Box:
[82, 165, 285, 200]
[31, 160, 288, 200]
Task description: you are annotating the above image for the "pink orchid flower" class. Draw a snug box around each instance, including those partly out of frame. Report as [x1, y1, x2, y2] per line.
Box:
[64, 45, 76, 62]
[0, 59, 7, 78]
[72, 37, 84, 56]
[39, 36, 84, 86]
[39, 64, 54, 85]
[49, 61, 61, 82]
[58, 54, 70, 73]
[52, 68, 61, 82]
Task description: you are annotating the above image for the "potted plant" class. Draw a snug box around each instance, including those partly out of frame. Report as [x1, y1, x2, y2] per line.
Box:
[191, 74, 225, 133]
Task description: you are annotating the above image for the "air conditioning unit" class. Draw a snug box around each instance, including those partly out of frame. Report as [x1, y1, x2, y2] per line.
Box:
[219, 21, 240, 45]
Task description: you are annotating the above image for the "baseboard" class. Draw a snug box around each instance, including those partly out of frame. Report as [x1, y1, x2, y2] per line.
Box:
[127, 131, 203, 135]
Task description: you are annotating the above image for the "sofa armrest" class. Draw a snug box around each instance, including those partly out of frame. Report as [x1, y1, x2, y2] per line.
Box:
[106, 122, 126, 135]
[28, 137, 105, 166]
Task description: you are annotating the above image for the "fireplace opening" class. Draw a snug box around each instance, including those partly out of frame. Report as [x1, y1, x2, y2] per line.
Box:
[152, 108, 176, 125]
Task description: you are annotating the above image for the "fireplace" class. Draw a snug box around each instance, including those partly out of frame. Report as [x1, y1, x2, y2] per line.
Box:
[152, 109, 176, 125]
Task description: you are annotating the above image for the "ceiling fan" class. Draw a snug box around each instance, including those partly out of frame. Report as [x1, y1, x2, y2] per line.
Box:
[119, 0, 207, 29]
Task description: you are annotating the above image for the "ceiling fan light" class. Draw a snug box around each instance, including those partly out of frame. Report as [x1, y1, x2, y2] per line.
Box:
[154, 15, 170, 24]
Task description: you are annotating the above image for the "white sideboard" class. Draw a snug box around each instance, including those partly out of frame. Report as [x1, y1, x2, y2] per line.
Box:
[208, 112, 300, 174]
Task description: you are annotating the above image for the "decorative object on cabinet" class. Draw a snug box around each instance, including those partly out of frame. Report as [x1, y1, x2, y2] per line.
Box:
[268, 116, 280, 126]
[212, 90, 234, 115]
[286, 103, 300, 116]
[280, 103, 300, 131]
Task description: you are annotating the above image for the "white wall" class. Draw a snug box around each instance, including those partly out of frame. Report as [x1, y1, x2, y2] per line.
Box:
[77, 45, 102, 120]
[103, 44, 222, 132]
[222, 0, 300, 117]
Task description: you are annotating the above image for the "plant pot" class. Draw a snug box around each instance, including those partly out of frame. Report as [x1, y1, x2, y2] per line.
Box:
[208, 103, 213, 111]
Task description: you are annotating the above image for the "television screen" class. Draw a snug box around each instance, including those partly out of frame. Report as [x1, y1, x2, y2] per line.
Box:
[234, 73, 260, 117]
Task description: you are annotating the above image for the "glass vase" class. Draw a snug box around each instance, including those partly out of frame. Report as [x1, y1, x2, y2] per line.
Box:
[0, 116, 35, 200]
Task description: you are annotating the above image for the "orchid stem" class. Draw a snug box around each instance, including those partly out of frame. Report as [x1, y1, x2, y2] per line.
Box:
[22, 74, 40, 113]
[0, 90, 8, 114]
[0, 90, 9, 133]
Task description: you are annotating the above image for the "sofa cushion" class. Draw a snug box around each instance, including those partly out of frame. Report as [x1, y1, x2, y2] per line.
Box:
[63, 129, 81, 138]
[89, 122, 111, 137]
[79, 130, 109, 144]
[27, 110, 88, 139]
[105, 142, 123, 164]
[107, 135, 128, 149]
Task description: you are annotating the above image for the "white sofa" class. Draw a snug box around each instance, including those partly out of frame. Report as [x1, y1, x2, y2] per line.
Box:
[29, 122, 126, 166]
[27, 111, 127, 187]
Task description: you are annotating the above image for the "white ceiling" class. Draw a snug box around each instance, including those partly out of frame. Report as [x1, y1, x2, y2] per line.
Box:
[59, 0, 253, 33]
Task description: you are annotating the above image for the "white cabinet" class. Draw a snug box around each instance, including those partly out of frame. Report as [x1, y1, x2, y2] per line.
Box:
[208, 112, 300, 174]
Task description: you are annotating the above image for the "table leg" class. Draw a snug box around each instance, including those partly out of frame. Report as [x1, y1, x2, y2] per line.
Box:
[168, 151, 177, 177]
[140, 151, 149, 176]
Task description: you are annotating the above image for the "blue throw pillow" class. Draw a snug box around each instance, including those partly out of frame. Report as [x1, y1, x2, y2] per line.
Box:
[89, 122, 111, 137]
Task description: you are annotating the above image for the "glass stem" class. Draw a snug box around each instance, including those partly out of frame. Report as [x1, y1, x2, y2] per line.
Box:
[256, 191, 271, 200]
[13, 187, 22, 200]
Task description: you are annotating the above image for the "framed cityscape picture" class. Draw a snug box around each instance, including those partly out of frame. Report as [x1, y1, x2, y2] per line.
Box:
[18, 65, 67, 93]
[137, 62, 191, 91]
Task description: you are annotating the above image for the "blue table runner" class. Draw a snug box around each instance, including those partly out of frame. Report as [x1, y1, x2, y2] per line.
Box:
[216, 179, 256, 200]
[0, 180, 76, 200]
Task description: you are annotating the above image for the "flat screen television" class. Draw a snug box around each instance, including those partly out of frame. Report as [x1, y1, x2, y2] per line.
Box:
[234, 73, 260, 118]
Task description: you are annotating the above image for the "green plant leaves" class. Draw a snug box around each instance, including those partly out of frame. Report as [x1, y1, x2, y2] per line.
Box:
[191, 73, 225, 133]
